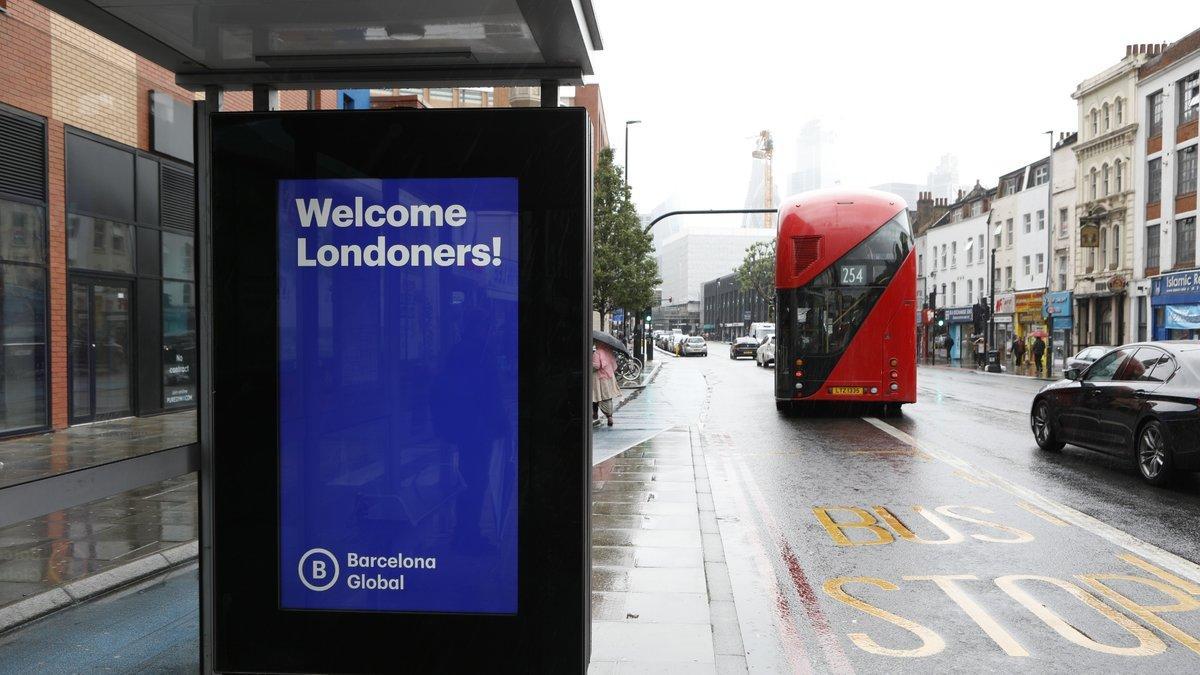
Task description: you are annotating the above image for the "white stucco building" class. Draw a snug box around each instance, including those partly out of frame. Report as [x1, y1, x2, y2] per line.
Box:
[1071, 45, 1159, 348]
[922, 184, 993, 361]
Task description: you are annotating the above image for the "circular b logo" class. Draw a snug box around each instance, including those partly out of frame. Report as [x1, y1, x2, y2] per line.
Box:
[298, 548, 339, 591]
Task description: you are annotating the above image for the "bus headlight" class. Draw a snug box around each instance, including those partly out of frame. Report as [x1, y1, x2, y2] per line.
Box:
[869, 387, 878, 394]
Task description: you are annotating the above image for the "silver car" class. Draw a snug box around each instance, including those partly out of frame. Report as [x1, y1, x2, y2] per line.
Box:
[755, 335, 776, 367]
[1066, 345, 1111, 373]
[682, 336, 708, 357]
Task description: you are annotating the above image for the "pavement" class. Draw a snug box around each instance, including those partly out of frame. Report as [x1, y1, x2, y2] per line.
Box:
[0, 410, 195, 489]
[6, 345, 1200, 672]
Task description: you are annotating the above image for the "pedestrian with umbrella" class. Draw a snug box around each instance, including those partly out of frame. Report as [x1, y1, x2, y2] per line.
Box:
[592, 331, 626, 426]
[1031, 330, 1047, 376]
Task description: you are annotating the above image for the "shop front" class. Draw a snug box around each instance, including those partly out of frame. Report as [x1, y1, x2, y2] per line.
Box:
[1150, 269, 1200, 340]
[1044, 290, 1072, 369]
[992, 292, 1015, 358]
[1015, 290, 1047, 341]
[945, 306, 974, 362]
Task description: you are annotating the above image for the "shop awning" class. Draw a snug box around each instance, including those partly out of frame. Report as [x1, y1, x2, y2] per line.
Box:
[1165, 304, 1200, 330]
[38, 0, 602, 89]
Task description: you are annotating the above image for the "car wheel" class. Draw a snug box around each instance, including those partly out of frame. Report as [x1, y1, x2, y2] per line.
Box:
[1031, 400, 1064, 452]
[1136, 420, 1174, 486]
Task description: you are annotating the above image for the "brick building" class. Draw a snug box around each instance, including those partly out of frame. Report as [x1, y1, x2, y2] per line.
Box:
[0, 0, 344, 436]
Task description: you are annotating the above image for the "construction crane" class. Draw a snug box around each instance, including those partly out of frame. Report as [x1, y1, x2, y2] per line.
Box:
[751, 130, 774, 228]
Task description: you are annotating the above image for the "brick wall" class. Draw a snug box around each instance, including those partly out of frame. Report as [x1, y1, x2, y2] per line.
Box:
[0, 0, 52, 117]
[48, 11, 137, 146]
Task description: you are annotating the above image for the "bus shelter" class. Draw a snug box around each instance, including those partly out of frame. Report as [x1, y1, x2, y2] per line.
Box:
[20, 1, 604, 672]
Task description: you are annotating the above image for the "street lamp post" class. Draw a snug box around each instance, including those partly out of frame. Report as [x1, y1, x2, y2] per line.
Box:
[1044, 131, 1056, 378]
[988, 221, 1002, 372]
[624, 120, 649, 362]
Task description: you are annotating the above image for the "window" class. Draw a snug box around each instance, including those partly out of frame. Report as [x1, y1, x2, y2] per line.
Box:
[1090, 108, 1098, 136]
[950, 282, 956, 304]
[1090, 168, 1097, 200]
[1100, 226, 1107, 268]
[941, 284, 946, 304]
[1112, 224, 1120, 268]
[941, 244, 947, 269]
[162, 281, 196, 407]
[162, 231, 194, 280]
[1178, 217, 1197, 267]
[1022, 255, 1030, 276]
[918, 254, 924, 275]
[1102, 164, 1110, 196]
[1023, 213, 1031, 233]
[1103, 103, 1110, 131]
[978, 278, 984, 301]
[1181, 72, 1199, 124]
[967, 279, 973, 303]
[1006, 219, 1013, 247]
[461, 89, 484, 104]
[977, 235, 984, 262]
[66, 134, 134, 222]
[1179, 145, 1198, 195]
[1004, 266, 1012, 290]
[1146, 224, 1161, 269]
[780, 214, 911, 356]
[0, 200, 49, 434]
[971, 201, 981, 216]
[1036, 253, 1044, 275]
[1115, 159, 1123, 193]
[994, 227, 1002, 249]
[1149, 91, 1163, 137]
[1116, 98, 1124, 125]
[1003, 176, 1018, 196]
[1033, 164, 1048, 186]
[1057, 255, 1067, 290]
[1084, 347, 1134, 382]
[1037, 210, 1045, 231]
[1059, 207, 1069, 237]
[1148, 158, 1162, 203]
[429, 88, 453, 100]
[68, 215, 134, 273]
[951, 241, 957, 267]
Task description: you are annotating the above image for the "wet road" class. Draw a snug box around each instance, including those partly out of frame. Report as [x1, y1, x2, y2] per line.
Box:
[670, 346, 1200, 672]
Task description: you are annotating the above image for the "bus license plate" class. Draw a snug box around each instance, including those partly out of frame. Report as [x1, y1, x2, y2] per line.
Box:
[829, 387, 864, 395]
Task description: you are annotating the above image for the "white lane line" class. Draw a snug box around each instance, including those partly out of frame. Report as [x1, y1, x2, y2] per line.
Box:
[862, 416, 1200, 585]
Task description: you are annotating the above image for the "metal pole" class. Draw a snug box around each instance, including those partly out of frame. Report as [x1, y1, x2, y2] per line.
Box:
[625, 125, 629, 188]
[1044, 132, 1055, 378]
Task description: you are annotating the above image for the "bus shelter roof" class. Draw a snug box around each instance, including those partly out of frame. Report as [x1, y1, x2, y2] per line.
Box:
[39, 0, 602, 90]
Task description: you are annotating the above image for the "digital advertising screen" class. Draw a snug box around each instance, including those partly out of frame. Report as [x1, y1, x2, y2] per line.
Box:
[276, 177, 519, 614]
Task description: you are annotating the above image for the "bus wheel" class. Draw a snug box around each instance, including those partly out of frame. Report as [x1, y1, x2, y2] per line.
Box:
[880, 403, 902, 418]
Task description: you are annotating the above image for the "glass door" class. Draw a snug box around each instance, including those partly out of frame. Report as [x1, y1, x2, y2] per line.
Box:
[69, 278, 133, 423]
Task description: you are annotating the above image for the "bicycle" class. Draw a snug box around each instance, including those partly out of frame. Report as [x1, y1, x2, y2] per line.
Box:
[615, 352, 643, 384]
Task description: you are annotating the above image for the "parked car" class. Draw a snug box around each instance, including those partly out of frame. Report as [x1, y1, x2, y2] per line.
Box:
[1066, 345, 1112, 372]
[755, 335, 776, 367]
[1029, 341, 1200, 485]
[729, 336, 759, 359]
[682, 336, 708, 357]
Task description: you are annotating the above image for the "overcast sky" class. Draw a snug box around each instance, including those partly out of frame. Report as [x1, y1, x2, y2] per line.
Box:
[587, 0, 1182, 219]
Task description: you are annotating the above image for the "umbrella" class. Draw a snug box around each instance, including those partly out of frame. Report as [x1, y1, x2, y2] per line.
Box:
[1030, 329, 1048, 338]
[593, 330, 632, 357]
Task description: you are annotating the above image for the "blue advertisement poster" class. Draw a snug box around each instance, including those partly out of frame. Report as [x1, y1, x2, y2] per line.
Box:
[277, 178, 518, 614]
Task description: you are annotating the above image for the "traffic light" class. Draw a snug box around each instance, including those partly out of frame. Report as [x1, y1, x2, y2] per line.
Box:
[927, 290, 937, 310]
[935, 308, 946, 327]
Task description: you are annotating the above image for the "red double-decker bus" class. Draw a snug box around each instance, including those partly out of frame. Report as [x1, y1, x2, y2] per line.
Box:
[773, 189, 916, 414]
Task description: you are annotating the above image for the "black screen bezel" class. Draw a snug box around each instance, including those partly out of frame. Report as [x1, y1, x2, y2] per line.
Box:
[203, 108, 591, 673]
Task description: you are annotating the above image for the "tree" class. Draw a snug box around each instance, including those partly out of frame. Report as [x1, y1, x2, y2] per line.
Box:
[592, 148, 660, 323]
[736, 240, 776, 320]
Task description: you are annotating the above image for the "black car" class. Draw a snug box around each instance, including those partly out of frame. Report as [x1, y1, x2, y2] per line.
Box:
[729, 336, 759, 359]
[1030, 342, 1200, 485]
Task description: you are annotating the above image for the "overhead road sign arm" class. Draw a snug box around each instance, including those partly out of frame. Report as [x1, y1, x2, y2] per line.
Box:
[644, 209, 777, 234]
